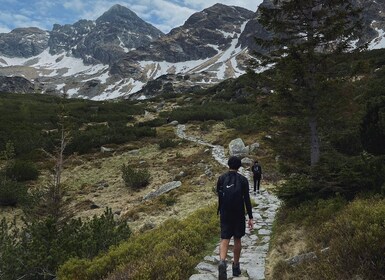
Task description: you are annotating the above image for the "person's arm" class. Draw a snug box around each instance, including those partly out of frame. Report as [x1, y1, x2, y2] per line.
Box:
[242, 177, 253, 220]
[216, 176, 222, 194]
[244, 180, 254, 230]
[216, 175, 222, 214]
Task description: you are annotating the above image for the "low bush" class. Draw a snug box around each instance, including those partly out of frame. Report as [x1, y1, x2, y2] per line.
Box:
[5, 160, 39, 182]
[57, 205, 219, 280]
[158, 138, 178, 149]
[136, 118, 166, 128]
[0, 177, 29, 206]
[121, 164, 151, 190]
[0, 208, 131, 280]
[225, 112, 273, 134]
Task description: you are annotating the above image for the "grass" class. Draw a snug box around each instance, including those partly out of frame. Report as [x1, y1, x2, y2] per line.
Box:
[267, 196, 385, 280]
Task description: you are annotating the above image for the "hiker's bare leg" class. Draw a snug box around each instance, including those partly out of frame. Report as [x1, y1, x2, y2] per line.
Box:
[233, 238, 242, 264]
[220, 239, 230, 260]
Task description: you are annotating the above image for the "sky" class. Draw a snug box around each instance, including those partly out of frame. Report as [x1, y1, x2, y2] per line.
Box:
[0, 0, 263, 34]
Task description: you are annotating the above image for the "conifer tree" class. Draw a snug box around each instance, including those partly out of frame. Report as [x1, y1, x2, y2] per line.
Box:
[255, 0, 365, 166]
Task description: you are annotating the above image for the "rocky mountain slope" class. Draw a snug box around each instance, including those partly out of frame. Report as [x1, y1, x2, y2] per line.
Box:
[1, 1, 385, 99]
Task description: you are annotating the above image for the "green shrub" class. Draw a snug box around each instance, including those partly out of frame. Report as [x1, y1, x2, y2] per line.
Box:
[136, 118, 166, 128]
[5, 160, 39, 182]
[0, 208, 131, 280]
[159, 194, 178, 206]
[121, 164, 151, 190]
[361, 96, 385, 155]
[0, 177, 29, 206]
[225, 112, 272, 134]
[158, 139, 178, 149]
[273, 198, 385, 280]
[57, 205, 219, 280]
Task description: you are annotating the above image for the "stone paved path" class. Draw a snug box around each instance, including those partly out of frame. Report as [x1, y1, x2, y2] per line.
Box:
[176, 124, 281, 280]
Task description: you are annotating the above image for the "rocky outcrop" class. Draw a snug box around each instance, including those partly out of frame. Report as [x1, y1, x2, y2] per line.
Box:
[49, 4, 164, 65]
[0, 76, 36, 93]
[127, 73, 208, 100]
[0, 28, 49, 58]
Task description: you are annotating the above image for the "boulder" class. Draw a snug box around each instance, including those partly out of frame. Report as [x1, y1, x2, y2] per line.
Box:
[241, 157, 253, 166]
[249, 142, 260, 153]
[228, 138, 249, 158]
[143, 181, 182, 200]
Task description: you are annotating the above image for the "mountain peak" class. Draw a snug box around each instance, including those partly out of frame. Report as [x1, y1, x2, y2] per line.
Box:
[96, 4, 142, 24]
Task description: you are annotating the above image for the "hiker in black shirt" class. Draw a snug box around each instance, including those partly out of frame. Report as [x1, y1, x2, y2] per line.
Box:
[251, 160, 262, 194]
[216, 156, 253, 280]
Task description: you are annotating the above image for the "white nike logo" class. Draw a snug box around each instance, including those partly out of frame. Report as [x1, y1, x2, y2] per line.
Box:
[226, 184, 234, 188]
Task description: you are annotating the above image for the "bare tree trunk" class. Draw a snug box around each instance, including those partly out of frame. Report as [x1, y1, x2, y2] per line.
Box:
[309, 116, 320, 166]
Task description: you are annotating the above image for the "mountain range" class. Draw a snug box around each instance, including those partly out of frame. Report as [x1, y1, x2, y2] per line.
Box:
[1, 0, 385, 100]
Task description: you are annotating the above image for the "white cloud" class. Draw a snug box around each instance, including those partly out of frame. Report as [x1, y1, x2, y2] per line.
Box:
[63, 0, 86, 11]
[0, 25, 11, 33]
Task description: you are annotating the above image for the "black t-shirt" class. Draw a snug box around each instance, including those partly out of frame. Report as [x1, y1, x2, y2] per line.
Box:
[216, 171, 253, 220]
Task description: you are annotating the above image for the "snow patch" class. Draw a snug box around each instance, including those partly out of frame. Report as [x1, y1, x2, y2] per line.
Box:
[368, 27, 385, 50]
[0, 49, 108, 77]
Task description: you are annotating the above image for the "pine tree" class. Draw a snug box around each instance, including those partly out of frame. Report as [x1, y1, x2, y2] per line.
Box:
[255, 0, 365, 166]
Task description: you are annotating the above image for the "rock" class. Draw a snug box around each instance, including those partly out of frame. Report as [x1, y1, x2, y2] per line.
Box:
[95, 180, 109, 188]
[249, 142, 260, 153]
[140, 222, 156, 232]
[90, 204, 100, 209]
[189, 274, 217, 280]
[196, 262, 217, 273]
[167, 120, 179, 126]
[0, 76, 36, 94]
[228, 138, 249, 158]
[174, 171, 186, 180]
[100, 146, 114, 153]
[241, 157, 254, 166]
[127, 149, 140, 155]
[143, 181, 182, 200]
[286, 252, 317, 266]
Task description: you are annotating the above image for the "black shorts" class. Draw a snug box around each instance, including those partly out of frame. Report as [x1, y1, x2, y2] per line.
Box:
[220, 216, 246, 239]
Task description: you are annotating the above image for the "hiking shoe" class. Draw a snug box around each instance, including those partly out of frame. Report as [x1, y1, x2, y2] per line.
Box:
[218, 260, 227, 280]
[232, 262, 241, 277]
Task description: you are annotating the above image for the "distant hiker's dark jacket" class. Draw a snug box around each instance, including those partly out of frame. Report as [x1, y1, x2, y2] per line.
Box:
[216, 171, 253, 221]
[251, 163, 262, 179]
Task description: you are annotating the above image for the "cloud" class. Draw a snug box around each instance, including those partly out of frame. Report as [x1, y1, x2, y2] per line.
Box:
[63, 0, 86, 11]
[139, 0, 196, 32]
[0, 25, 11, 33]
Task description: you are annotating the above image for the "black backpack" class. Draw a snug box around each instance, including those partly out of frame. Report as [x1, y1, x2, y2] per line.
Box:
[217, 172, 243, 215]
[252, 164, 261, 177]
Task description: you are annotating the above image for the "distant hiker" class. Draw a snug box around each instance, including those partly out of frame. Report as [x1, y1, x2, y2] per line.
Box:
[216, 156, 253, 280]
[251, 160, 262, 194]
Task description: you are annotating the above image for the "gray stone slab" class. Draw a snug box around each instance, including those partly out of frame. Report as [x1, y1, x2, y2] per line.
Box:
[189, 273, 217, 280]
[196, 262, 217, 273]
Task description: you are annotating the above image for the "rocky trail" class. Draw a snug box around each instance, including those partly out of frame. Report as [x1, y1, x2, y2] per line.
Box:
[176, 124, 281, 280]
